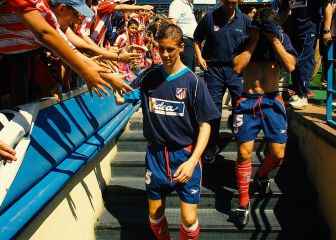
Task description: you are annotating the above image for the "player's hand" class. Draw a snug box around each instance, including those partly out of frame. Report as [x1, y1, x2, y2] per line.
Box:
[173, 158, 198, 184]
[197, 56, 208, 71]
[114, 90, 125, 105]
[263, 32, 278, 42]
[323, 32, 332, 45]
[0, 140, 17, 163]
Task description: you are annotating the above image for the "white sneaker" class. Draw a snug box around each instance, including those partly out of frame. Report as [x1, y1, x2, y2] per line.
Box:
[289, 94, 300, 102]
[289, 96, 308, 109]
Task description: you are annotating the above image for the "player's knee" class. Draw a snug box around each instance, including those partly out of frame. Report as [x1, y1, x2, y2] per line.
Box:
[271, 148, 285, 160]
[181, 214, 197, 227]
[238, 147, 253, 162]
[149, 205, 165, 219]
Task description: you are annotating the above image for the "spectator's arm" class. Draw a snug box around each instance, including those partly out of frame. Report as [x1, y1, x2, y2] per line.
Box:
[19, 10, 115, 94]
[66, 28, 140, 63]
[115, 4, 153, 11]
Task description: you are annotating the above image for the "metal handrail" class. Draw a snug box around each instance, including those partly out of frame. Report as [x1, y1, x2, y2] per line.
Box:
[326, 42, 336, 127]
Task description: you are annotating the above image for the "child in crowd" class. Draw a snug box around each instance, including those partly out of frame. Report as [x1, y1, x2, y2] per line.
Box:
[114, 18, 147, 81]
[116, 24, 220, 240]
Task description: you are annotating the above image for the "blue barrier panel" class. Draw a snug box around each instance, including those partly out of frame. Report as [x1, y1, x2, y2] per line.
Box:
[326, 43, 336, 127]
[0, 91, 138, 239]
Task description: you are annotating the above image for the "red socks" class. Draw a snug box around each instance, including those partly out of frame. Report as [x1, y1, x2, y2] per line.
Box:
[236, 160, 252, 208]
[179, 222, 200, 240]
[149, 216, 171, 240]
[257, 154, 283, 178]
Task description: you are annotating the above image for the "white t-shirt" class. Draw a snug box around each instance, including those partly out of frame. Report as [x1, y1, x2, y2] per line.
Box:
[168, 0, 197, 39]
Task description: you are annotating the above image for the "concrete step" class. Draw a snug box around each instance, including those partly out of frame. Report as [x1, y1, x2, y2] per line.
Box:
[105, 177, 281, 210]
[110, 151, 268, 178]
[117, 130, 265, 152]
[95, 207, 281, 240]
[129, 119, 231, 131]
[111, 151, 262, 166]
[128, 115, 231, 131]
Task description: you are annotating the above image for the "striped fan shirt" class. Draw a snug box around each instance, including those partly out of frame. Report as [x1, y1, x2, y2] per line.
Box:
[90, 0, 115, 47]
[0, 0, 74, 55]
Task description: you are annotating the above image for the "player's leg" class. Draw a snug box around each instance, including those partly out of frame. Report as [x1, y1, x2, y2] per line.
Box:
[232, 140, 254, 227]
[203, 65, 226, 163]
[148, 198, 171, 240]
[255, 96, 288, 195]
[175, 159, 202, 240]
[180, 201, 200, 240]
[146, 147, 171, 240]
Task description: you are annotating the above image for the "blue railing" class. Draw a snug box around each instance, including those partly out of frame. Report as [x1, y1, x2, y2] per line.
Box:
[0, 91, 139, 240]
[326, 43, 336, 127]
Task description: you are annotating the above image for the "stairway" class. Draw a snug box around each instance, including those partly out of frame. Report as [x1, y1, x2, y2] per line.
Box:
[95, 109, 282, 240]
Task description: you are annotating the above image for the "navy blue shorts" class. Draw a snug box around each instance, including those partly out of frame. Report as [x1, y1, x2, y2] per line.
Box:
[145, 145, 202, 204]
[232, 94, 287, 144]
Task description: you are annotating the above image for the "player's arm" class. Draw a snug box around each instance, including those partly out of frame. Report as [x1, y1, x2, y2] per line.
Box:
[193, 16, 208, 70]
[322, 1, 334, 45]
[173, 122, 211, 184]
[233, 27, 259, 74]
[266, 34, 296, 72]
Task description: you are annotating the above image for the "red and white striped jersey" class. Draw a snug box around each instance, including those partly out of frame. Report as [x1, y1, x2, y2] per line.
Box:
[0, 0, 74, 55]
[90, 0, 115, 47]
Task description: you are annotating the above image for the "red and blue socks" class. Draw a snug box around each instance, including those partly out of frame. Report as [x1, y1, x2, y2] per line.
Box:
[236, 160, 252, 208]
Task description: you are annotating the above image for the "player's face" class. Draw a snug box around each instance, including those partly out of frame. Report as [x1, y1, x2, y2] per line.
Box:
[158, 38, 184, 67]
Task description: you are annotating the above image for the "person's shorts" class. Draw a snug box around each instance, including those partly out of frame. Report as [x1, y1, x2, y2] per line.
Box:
[232, 93, 287, 144]
[145, 144, 202, 204]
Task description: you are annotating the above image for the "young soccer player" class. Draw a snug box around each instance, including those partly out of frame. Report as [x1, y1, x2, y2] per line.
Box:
[231, 8, 297, 227]
[116, 24, 220, 239]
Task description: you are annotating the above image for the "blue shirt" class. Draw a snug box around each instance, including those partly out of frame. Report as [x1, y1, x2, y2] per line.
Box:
[124, 65, 220, 148]
[193, 7, 251, 64]
[281, 0, 323, 34]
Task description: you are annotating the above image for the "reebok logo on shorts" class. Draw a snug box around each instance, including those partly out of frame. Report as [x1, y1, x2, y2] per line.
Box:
[190, 188, 199, 195]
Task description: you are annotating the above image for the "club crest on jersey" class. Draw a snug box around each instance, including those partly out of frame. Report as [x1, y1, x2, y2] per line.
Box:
[175, 88, 187, 100]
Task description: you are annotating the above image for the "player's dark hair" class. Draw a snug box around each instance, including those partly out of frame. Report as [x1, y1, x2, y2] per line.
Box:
[156, 23, 183, 45]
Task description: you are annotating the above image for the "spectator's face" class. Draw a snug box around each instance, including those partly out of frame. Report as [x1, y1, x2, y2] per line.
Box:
[248, 8, 257, 19]
[55, 4, 82, 30]
[221, 0, 238, 10]
[158, 38, 183, 67]
[128, 24, 139, 34]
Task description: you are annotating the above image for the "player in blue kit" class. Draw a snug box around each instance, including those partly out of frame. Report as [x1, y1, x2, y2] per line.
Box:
[116, 24, 220, 240]
[231, 8, 297, 227]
